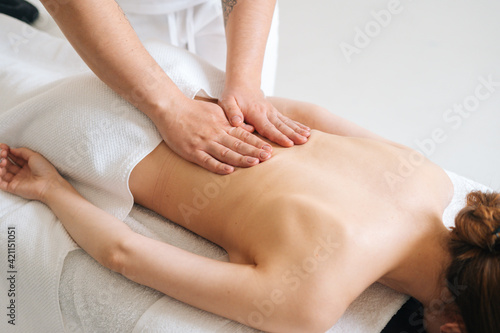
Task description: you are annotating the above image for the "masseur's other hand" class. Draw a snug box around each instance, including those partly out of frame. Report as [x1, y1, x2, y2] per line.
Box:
[0, 144, 66, 202]
[154, 98, 273, 175]
[219, 87, 311, 147]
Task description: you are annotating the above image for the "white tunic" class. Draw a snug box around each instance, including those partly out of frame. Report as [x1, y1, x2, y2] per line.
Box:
[115, 0, 279, 95]
[115, 0, 211, 14]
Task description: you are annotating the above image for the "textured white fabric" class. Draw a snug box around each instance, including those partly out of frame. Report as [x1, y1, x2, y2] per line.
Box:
[0, 13, 223, 333]
[123, 0, 280, 95]
[0, 194, 79, 333]
[0, 21, 225, 219]
[115, 0, 210, 15]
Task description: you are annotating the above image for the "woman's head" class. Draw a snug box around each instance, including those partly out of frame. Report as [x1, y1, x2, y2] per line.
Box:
[445, 191, 500, 332]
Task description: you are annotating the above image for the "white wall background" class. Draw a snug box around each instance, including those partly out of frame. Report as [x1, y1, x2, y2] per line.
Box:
[275, 0, 500, 190]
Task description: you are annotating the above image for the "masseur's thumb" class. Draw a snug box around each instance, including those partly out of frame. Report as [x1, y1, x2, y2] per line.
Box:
[219, 96, 244, 127]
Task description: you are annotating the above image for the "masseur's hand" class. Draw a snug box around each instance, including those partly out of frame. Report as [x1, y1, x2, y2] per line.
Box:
[153, 98, 273, 175]
[0, 144, 67, 202]
[219, 87, 311, 147]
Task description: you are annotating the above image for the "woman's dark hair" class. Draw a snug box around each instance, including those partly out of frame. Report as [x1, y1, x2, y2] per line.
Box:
[446, 191, 500, 332]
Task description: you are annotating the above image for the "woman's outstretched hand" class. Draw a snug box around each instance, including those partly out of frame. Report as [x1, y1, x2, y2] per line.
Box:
[153, 98, 275, 175]
[218, 87, 311, 147]
[0, 144, 65, 203]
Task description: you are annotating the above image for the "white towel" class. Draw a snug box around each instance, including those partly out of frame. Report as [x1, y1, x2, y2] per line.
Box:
[0, 13, 223, 333]
[0, 14, 225, 220]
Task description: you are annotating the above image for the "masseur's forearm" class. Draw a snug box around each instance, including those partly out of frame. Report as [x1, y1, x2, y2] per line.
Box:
[40, 0, 186, 119]
[223, 0, 276, 90]
[42, 179, 133, 268]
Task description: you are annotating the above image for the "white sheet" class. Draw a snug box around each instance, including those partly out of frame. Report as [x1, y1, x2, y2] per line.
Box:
[0, 12, 492, 333]
[0, 12, 224, 333]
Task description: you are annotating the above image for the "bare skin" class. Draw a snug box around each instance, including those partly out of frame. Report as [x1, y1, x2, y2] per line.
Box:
[0, 99, 461, 333]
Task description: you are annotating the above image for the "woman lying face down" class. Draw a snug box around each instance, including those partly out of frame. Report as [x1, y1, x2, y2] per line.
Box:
[0, 97, 498, 333]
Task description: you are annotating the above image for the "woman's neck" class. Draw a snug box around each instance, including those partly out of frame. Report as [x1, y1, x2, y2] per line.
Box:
[379, 218, 452, 312]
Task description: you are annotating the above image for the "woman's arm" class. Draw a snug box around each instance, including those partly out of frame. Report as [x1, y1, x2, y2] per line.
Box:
[0, 144, 270, 330]
[44, 179, 287, 331]
[39, 0, 272, 174]
[0, 144, 129, 265]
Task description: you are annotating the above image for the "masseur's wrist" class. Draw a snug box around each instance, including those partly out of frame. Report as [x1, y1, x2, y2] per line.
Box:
[224, 71, 262, 92]
[124, 72, 189, 124]
[145, 93, 194, 129]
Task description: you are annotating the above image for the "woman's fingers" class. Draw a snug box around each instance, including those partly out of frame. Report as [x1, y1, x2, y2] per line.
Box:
[0, 153, 6, 168]
[0, 176, 10, 192]
[0, 145, 22, 169]
[8, 147, 34, 167]
[0, 149, 21, 178]
[1, 171, 14, 183]
[4, 158, 21, 175]
[0, 144, 9, 165]
[0, 147, 27, 168]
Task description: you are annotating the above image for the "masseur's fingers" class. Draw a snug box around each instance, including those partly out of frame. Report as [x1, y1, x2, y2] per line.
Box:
[219, 88, 310, 148]
[251, 112, 296, 147]
[277, 113, 311, 137]
[293, 120, 311, 132]
[204, 142, 260, 169]
[274, 113, 310, 144]
[216, 137, 264, 164]
[239, 123, 255, 133]
[192, 150, 235, 175]
[219, 95, 245, 127]
[227, 127, 272, 160]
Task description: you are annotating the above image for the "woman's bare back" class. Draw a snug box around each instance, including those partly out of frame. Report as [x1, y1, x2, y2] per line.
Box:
[130, 128, 453, 325]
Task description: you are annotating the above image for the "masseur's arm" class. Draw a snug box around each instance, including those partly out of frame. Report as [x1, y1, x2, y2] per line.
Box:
[219, 0, 311, 147]
[39, 0, 272, 174]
